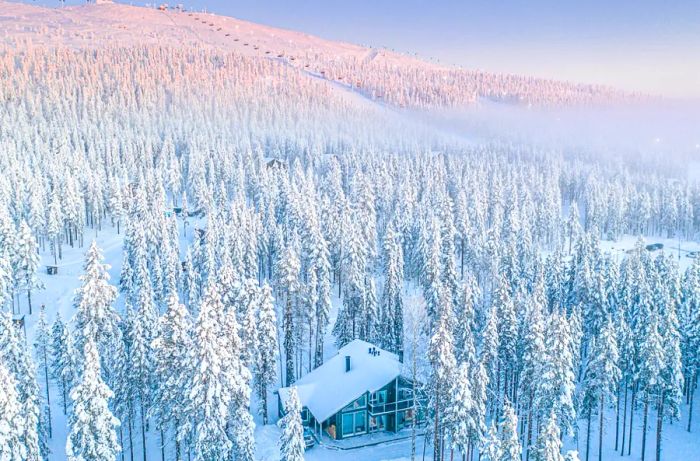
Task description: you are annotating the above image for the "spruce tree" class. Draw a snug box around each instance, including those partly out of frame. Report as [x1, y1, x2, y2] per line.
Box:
[276, 239, 301, 386]
[535, 412, 565, 461]
[188, 283, 233, 461]
[73, 241, 121, 377]
[255, 282, 278, 424]
[150, 294, 193, 461]
[581, 315, 620, 461]
[278, 387, 305, 461]
[14, 220, 43, 314]
[66, 338, 121, 461]
[51, 312, 78, 415]
[445, 362, 474, 460]
[498, 400, 522, 461]
[428, 295, 457, 461]
[0, 359, 25, 461]
[33, 305, 53, 438]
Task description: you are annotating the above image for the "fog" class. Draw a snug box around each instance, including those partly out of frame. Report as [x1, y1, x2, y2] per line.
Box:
[416, 99, 700, 175]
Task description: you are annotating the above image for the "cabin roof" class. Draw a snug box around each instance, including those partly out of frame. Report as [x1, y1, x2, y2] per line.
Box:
[278, 339, 401, 423]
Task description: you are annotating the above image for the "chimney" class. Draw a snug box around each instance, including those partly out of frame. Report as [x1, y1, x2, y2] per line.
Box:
[398, 350, 404, 364]
[345, 355, 351, 372]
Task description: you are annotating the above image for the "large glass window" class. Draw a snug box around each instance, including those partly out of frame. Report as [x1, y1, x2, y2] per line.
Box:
[370, 414, 386, 432]
[342, 413, 354, 436]
[342, 411, 367, 436]
[355, 412, 366, 433]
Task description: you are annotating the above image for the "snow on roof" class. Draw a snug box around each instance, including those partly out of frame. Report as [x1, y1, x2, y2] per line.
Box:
[279, 339, 401, 423]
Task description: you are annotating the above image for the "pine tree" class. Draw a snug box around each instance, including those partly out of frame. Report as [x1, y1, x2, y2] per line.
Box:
[14, 220, 43, 314]
[276, 239, 301, 386]
[66, 338, 121, 461]
[188, 282, 233, 461]
[499, 400, 522, 461]
[637, 311, 664, 461]
[445, 362, 474, 460]
[656, 295, 683, 461]
[428, 295, 457, 461]
[51, 312, 78, 415]
[481, 423, 501, 461]
[47, 191, 63, 264]
[33, 305, 53, 438]
[537, 312, 576, 438]
[520, 285, 546, 460]
[581, 315, 620, 461]
[494, 276, 517, 411]
[380, 224, 404, 354]
[0, 251, 12, 310]
[255, 282, 278, 424]
[278, 387, 305, 461]
[480, 306, 500, 419]
[0, 312, 44, 461]
[0, 359, 25, 461]
[535, 412, 565, 461]
[73, 241, 121, 377]
[150, 294, 193, 461]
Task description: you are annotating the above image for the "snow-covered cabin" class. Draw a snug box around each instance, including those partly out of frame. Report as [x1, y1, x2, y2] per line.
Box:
[278, 339, 422, 441]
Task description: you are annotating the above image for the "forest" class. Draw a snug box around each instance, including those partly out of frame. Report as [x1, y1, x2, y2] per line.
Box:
[0, 44, 698, 461]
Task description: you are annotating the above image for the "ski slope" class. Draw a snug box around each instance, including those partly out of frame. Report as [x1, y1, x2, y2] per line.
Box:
[0, 0, 638, 109]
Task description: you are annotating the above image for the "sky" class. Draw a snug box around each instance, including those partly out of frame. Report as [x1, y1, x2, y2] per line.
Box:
[21, 0, 700, 98]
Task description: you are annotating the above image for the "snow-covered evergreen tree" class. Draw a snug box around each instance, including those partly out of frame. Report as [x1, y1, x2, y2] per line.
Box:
[0, 358, 25, 461]
[255, 282, 278, 424]
[14, 220, 43, 314]
[278, 387, 305, 461]
[66, 338, 121, 461]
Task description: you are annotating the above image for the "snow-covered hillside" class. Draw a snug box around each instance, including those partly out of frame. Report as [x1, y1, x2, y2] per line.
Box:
[0, 0, 640, 109]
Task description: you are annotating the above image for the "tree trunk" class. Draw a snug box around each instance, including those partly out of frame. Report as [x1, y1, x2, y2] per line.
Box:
[586, 405, 592, 461]
[615, 384, 621, 451]
[160, 428, 165, 461]
[61, 376, 67, 414]
[656, 393, 664, 461]
[141, 404, 147, 461]
[42, 346, 52, 437]
[434, 381, 441, 461]
[262, 382, 268, 425]
[411, 350, 417, 461]
[128, 415, 135, 461]
[284, 292, 295, 386]
[599, 397, 605, 461]
[641, 399, 649, 461]
[621, 382, 628, 455]
[526, 403, 533, 461]
[688, 372, 696, 432]
[628, 387, 636, 456]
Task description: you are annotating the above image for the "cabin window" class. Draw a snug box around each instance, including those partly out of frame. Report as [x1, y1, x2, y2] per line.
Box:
[372, 390, 387, 404]
[370, 414, 386, 432]
[301, 408, 309, 423]
[397, 409, 414, 430]
[342, 411, 367, 437]
[343, 394, 367, 411]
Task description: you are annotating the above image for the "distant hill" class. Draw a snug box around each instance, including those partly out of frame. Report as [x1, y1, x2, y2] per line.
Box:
[0, 0, 641, 108]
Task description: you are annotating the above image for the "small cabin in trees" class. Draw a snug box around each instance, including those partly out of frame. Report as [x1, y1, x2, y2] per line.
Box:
[266, 158, 286, 170]
[46, 265, 58, 275]
[278, 340, 423, 443]
[12, 315, 26, 338]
